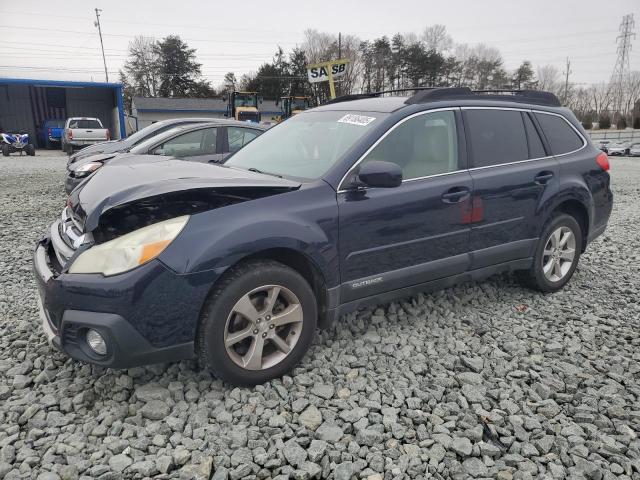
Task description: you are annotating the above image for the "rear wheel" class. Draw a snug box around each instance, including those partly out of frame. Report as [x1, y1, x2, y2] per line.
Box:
[197, 260, 317, 386]
[26, 144, 35, 156]
[2, 145, 9, 156]
[520, 213, 582, 292]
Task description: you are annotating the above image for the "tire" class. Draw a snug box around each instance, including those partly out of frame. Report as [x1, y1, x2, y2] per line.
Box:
[26, 144, 35, 156]
[2, 145, 9, 156]
[197, 260, 317, 386]
[519, 213, 582, 292]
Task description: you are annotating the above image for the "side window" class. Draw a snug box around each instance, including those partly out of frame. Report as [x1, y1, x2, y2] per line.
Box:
[523, 113, 546, 158]
[534, 113, 584, 155]
[228, 127, 260, 153]
[152, 128, 216, 158]
[465, 109, 528, 167]
[360, 110, 459, 180]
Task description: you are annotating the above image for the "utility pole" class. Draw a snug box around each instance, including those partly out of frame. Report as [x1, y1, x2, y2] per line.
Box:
[94, 8, 109, 82]
[337, 32, 342, 97]
[563, 57, 571, 104]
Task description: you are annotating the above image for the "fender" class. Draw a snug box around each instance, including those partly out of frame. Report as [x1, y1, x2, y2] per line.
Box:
[545, 176, 595, 227]
[160, 182, 340, 288]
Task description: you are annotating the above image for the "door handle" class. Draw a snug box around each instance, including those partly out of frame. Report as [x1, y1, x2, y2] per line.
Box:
[441, 187, 470, 203]
[534, 171, 554, 184]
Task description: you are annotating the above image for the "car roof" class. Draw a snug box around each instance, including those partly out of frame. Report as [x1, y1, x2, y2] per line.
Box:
[313, 96, 409, 113]
[312, 88, 565, 115]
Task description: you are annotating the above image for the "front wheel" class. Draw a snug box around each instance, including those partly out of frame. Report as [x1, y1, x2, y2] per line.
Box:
[197, 260, 317, 386]
[25, 144, 35, 156]
[2, 144, 9, 156]
[520, 213, 582, 292]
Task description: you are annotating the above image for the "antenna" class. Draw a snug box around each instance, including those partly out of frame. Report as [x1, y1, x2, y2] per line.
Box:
[94, 8, 109, 82]
[609, 14, 635, 114]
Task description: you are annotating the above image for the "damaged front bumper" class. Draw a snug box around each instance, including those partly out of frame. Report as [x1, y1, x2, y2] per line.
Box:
[32, 234, 207, 369]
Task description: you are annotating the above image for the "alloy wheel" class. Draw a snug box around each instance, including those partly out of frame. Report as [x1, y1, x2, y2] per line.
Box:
[542, 226, 576, 282]
[224, 285, 303, 370]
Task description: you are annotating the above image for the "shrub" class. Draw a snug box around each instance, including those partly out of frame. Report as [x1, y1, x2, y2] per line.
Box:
[618, 117, 627, 130]
[582, 122, 592, 130]
[633, 117, 640, 129]
[598, 115, 611, 130]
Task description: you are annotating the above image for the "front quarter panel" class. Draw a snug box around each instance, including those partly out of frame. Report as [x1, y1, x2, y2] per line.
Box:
[159, 181, 340, 288]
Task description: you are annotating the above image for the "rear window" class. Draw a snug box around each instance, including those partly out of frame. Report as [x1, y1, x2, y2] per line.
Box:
[465, 109, 528, 168]
[68, 119, 102, 129]
[534, 113, 584, 155]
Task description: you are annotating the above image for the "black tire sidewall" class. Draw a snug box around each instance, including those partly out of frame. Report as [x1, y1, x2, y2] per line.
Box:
[200, 262, 317, 386]
[532, 214, 582, 292]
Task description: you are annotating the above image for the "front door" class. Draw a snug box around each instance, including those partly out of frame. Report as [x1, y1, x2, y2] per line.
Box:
[338, 109, 473, 302]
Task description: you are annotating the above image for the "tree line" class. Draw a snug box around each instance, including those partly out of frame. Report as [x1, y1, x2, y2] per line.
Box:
[119, 26, 640, 128]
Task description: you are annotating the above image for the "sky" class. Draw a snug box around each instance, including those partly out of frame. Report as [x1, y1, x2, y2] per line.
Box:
[0, 0, 638, 88]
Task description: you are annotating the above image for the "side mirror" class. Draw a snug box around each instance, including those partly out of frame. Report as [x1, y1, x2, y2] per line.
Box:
[357, 160, 402, 188]
[152, 148, 165, 156]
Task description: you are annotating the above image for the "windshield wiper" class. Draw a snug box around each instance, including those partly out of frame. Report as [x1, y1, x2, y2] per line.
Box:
[247, 167, 282, 178]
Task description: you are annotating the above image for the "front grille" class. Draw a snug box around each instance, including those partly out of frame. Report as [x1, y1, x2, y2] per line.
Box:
[50, 207, 90, 268]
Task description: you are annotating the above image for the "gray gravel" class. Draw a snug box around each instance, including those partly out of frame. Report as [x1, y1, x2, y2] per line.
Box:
[1, 152, 639, 480]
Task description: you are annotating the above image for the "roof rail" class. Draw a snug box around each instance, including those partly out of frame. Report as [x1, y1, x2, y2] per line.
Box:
[323, 87, 436, 105]
[405, 87, 561, 106]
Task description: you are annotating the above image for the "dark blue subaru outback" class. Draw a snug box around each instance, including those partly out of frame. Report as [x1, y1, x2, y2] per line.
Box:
[33, 88, 613, 385]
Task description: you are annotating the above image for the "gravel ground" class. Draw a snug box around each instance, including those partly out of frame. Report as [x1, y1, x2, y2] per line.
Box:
[0, 152, 639, 480]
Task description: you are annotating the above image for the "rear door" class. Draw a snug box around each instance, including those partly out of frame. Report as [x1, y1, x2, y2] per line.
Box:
[337, 109, 473, 302]
[463, 108, 559, 269]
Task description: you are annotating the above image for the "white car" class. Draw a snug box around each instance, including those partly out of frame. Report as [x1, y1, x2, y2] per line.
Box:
[607, 143, 630, 156]
[629, 143, 640, 156]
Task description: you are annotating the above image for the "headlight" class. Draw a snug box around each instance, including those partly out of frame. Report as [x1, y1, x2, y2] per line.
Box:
[68, 216, 189, 276]
[74, 162, 102, 177]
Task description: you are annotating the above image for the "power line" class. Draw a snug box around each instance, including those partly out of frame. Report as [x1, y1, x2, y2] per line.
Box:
[0, 25, 299, 45]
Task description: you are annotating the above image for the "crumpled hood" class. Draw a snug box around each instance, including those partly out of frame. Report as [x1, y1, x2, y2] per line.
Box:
[68, 152, 119, 172]
[69, 140, 126, 163]
[69, 156, 301, 232]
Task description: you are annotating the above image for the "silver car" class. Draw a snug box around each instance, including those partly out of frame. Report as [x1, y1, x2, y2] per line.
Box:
[629, 143, 640, 156]
[607, 143, 630, 156]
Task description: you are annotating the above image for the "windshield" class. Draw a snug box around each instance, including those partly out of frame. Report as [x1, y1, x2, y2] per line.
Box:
[292, 98, 309, 110]
[125, 122, 168, 145]
[234, 93, 257, 108]
[225, 110, 386, 180]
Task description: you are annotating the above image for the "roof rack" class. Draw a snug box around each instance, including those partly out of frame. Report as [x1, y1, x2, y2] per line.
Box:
[325, 87, 561, 107]
[405, 87, 561, 106]
[323, 87, 436, 105]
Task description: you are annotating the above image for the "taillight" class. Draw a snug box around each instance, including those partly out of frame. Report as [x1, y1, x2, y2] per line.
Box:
[48, 128, 52, 136]
[106, 130, 110, 140]
[68, 129, 73, 140]
[596, 152, 609, 171]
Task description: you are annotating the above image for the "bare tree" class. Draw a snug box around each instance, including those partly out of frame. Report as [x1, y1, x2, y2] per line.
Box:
[623, 71, 640, 118]
[122, 36, 160, 98]
[536, 65, 561, 93]
[422, 24, 453, 53]
[589, 82, 612, 116]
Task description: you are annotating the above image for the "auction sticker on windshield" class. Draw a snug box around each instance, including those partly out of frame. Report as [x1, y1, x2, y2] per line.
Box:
[338, 114, 376, 126]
